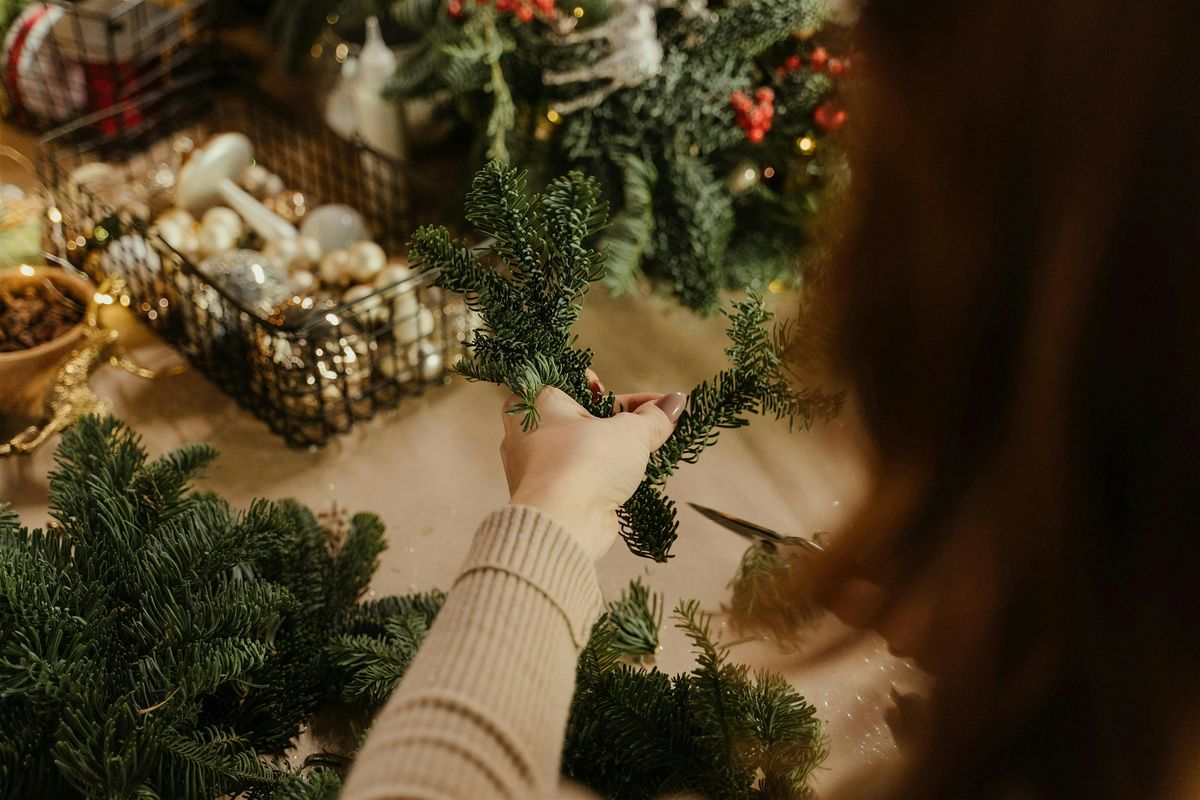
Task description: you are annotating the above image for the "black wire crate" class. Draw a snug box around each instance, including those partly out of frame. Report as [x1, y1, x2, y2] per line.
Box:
[38, 82, 477, 447]
[3, 0, 214, 134]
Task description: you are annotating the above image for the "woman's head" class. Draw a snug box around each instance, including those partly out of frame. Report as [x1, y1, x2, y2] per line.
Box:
[817, 0, 1199, 796]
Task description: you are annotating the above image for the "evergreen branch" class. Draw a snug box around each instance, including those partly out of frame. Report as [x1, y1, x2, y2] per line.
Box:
[705, 0, 821, 59]
[563, 592, 826, 798]
[481, 15, 516, 163]
[325, 621, 425, 707]
[413, 163, 834, 560]
[601, 154, 657, 295]
[267, 766, 345, 799]
[603, 578, 662, 663]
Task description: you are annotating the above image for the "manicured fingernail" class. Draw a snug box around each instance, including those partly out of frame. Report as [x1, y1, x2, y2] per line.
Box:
[588, 377, 606, 400]
[655, 392, 686, 422]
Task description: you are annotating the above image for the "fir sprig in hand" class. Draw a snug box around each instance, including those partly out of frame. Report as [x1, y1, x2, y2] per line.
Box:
[410, 162, 840, 561]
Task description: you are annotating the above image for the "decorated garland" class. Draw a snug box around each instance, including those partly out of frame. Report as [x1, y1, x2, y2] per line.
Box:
[268, 0, 854, 313]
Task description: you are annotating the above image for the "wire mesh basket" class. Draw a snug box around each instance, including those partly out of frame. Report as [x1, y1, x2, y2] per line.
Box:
[3, 0, 213, 134]
[38, 79, 476, 447]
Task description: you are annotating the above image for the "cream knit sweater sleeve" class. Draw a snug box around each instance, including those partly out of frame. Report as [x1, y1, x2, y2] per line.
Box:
[340, 505, 605, 800]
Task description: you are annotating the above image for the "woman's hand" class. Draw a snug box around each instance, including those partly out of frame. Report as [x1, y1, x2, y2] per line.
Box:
[501, 375, 686, 560]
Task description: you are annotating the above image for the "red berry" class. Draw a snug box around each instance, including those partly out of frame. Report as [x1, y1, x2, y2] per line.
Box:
[810, 46, 828, 71]
[814, 101, 846, 132]
[449, 0, 463, 15]
[756, 86, 775, 102]
[761, 104, 775, 120]
[775, 66, 787, 78]
[516, 4, 533, 20]
[828, 58, 845, 76]
[813, 102, 831, 129]
[785, 54, 802, 70]
[747, 127, 765, 143]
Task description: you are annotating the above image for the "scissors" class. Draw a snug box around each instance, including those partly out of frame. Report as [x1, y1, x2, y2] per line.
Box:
[687, 502, 825, 554]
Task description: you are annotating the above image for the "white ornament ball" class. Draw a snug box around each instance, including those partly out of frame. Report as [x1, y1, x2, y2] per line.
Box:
[179, 231, 201, 261]
[374, 262, 417, 290]
[197, 224, 239, 258]
[318, 249, 352, 287]
[378, 343, 417, 383]
[416, 343, 444, 382]
[346, 241, 386, 284]
[379, 342, 443, 384]
[389, 290, 420, 321]
[263, 237, 312, 273]
[393, 305, 434, 344]
[241, 163, 270, 196]
[290, 269, 317, 294]
[297, 235, 322, 263]
[300, 204, 370, 253]
[262, 173, 285, 197]
[201, 206, 243, 238]
[155, 208, 197, 254]
[342, 284, 387, 329]
[156, 207, 195, 227]
[68, 161, 118, 193]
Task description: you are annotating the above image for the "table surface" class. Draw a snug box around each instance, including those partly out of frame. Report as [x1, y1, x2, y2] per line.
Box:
[1, 284, 926, 798]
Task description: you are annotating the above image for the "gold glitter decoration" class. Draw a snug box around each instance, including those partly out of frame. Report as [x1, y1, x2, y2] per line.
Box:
[1, 277, 186, 456]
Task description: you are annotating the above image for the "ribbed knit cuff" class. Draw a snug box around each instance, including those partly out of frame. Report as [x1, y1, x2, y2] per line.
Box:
[456, 505, 604, 649]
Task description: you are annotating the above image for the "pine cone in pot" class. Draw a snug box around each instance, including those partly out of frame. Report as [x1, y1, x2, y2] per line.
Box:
[0, 266, 92, 416]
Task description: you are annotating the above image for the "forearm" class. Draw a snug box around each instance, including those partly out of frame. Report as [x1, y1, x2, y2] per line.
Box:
[341, 505, 604, 800]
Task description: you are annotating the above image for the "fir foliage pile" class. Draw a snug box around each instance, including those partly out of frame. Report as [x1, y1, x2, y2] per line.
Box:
[565, 587, 826, 799]
[0, 417, 825, 798]
[410, 162, 842, 561]
[313, 579, 828, 800]
[0, 416, 433, 799]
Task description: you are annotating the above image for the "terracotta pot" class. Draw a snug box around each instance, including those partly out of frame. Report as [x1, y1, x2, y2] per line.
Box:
[0, 266, 93, 416]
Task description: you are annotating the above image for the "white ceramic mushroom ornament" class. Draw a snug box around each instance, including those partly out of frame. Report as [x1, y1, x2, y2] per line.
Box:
[176, 133, 297, 243]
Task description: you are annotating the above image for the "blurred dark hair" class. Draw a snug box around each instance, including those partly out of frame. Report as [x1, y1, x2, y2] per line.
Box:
[820, 1, 1200, 797]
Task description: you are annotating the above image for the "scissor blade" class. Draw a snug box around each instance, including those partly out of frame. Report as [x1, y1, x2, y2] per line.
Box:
[687, 503, 824, 553]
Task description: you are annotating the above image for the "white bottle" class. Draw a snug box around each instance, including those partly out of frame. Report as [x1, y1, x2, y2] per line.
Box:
[325, 54, 360, 139]
[353, 17, 407, 161]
